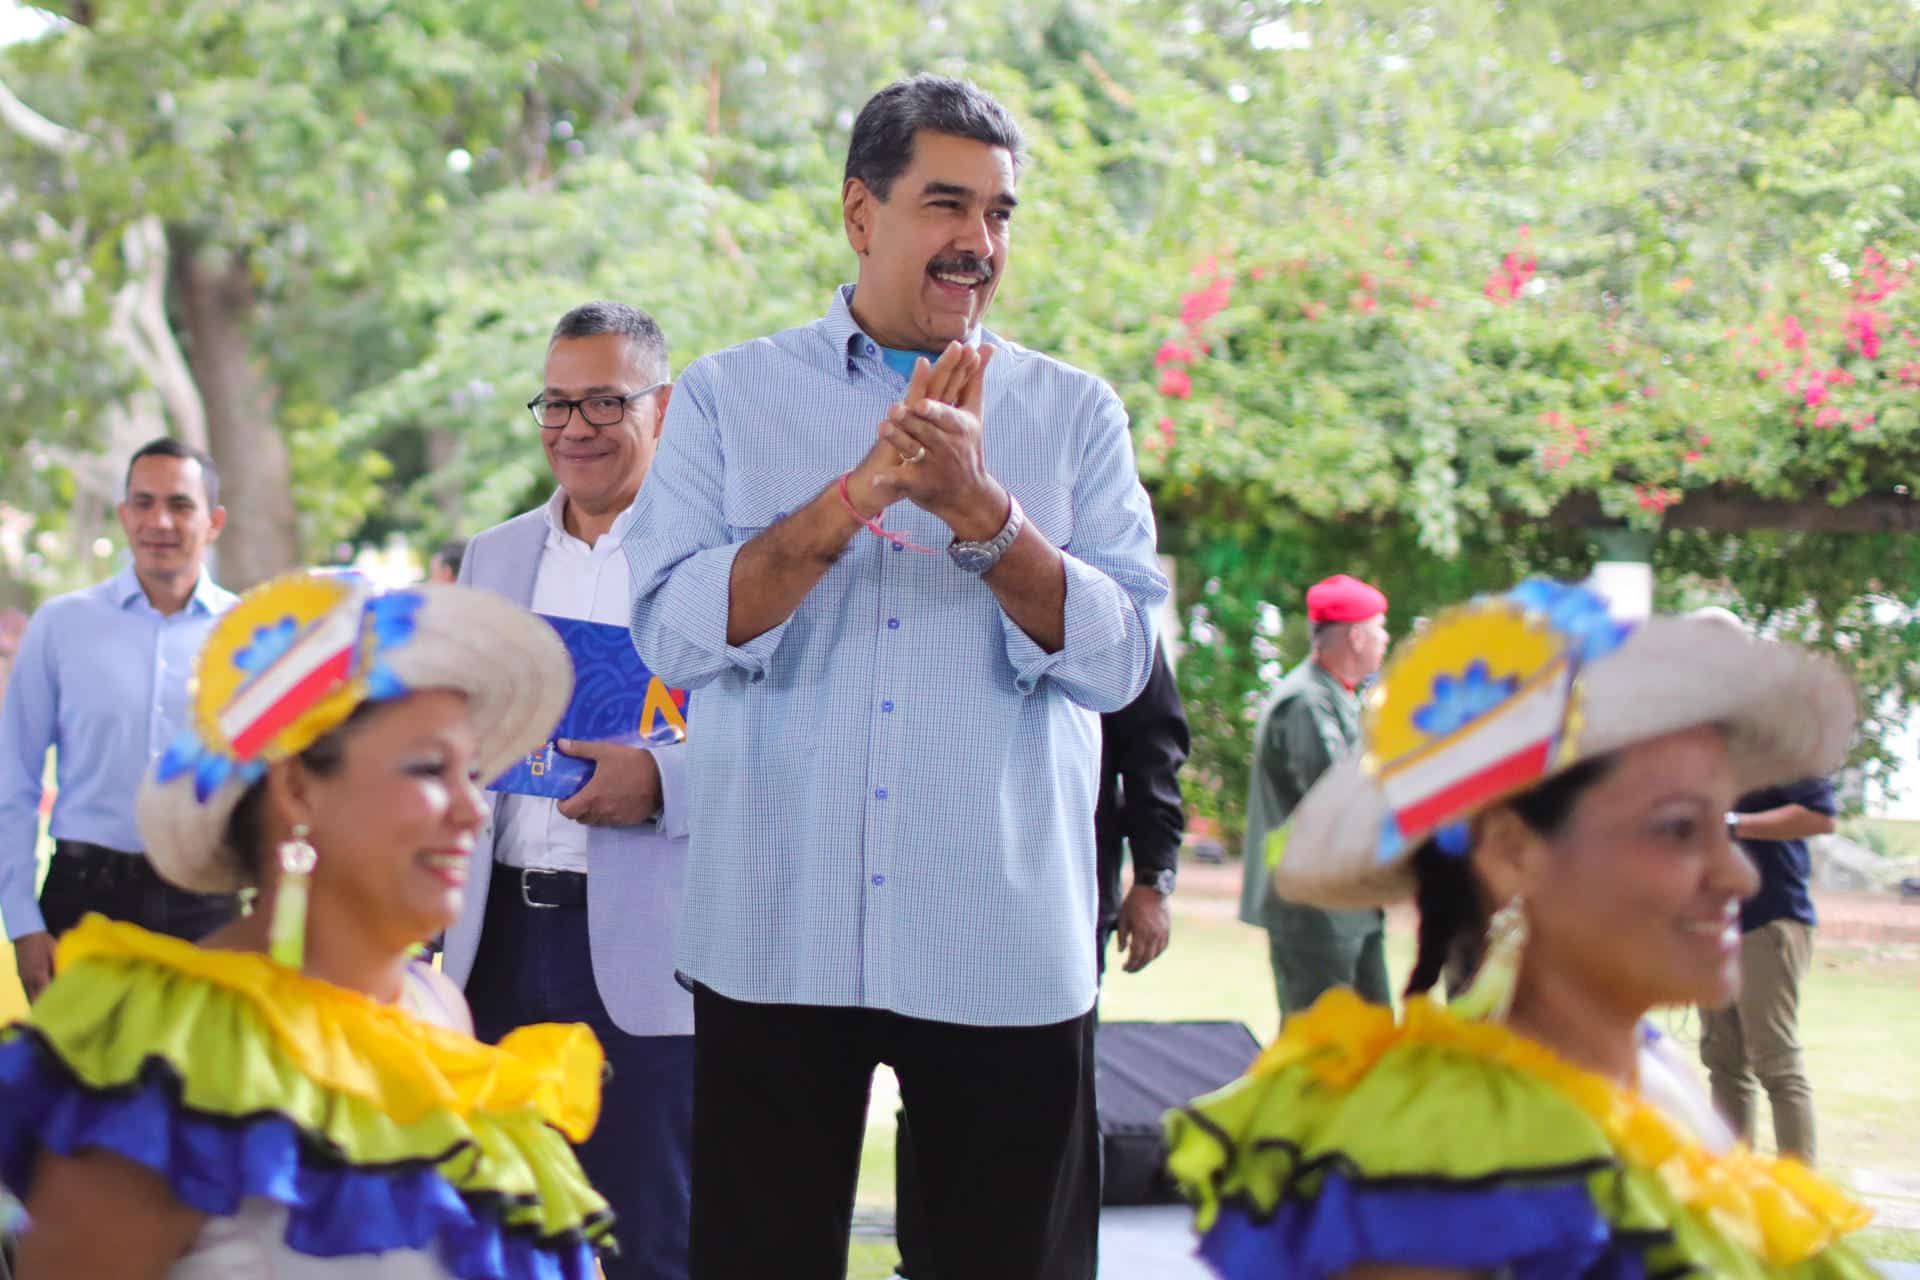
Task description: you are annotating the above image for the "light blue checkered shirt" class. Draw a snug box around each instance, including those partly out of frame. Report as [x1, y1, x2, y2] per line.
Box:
[626, 286, 1168, 1027]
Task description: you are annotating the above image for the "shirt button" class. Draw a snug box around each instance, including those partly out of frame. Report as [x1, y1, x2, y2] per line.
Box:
[865, 343, 878, 356]
[892, 542, 904, 552]
[872, 874, 886, 886]
[874, 787, 888, 800]
[887, 618, 900, 630]
[881, 700, 894, 713]
[774, 511, 787, 521]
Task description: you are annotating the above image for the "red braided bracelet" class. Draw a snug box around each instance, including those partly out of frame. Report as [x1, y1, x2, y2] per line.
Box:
[838, 473, 939, 554]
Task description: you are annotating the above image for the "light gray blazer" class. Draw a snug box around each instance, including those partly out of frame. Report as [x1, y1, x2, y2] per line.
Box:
[441, 506, 694, 1036]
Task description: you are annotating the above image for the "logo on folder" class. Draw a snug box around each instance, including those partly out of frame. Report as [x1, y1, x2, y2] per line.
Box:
[488, 614, 688, 800]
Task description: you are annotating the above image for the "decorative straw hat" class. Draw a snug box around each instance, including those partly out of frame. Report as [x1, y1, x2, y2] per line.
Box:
[1272, 580, 1856, 910]
[137, 572, 572, 894]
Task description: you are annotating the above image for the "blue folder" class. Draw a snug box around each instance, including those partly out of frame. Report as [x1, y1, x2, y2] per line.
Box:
[487, 614, 687, 800]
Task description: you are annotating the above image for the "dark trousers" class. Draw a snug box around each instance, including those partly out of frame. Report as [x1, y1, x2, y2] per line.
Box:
[898, 929, 1112, 1280]
[39, 841, 236, 941]
[691, 985, 1099, 1280]
[465, 881, 694, 1280]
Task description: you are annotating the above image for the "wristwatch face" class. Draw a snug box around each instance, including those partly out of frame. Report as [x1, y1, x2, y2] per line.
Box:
[948, 543, 998, 574]
[1151, 869, 1176, 896]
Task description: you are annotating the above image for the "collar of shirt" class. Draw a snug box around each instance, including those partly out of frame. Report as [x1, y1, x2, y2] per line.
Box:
[824, 284, 995, 380]
[109, 563, 232, 618]
[540, 487, 639, 556]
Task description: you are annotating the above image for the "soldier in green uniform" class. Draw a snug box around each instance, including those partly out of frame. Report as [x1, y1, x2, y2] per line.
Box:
[1238, 575, 1392, 1017]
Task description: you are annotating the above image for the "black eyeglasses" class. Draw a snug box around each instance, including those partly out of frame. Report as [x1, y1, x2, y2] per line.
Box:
[526, 381, 668, 430]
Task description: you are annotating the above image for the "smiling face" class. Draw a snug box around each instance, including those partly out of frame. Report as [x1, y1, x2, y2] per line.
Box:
[1491, 725, 1759, 1018]
[843, 130, 1017, 351]
[288, 689, 489, 946]
[539, 331, 669, 521]
[117, 454, 225, 592]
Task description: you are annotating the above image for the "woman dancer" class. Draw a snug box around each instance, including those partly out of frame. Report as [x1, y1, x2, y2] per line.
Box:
[1168, 580, 1876, 1278]
[0, 571, 611, 1278]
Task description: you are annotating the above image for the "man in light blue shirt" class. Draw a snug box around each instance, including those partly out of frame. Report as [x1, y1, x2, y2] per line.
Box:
[626, 75, 1166, 1280]
[0, 438, 239, 1000]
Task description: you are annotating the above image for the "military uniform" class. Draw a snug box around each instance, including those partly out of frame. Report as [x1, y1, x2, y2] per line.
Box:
[1238, 658, 1389, 1015]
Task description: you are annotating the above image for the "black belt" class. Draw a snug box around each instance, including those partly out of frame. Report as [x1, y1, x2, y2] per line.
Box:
[504, 866, 588, 909]
[53, 840, 158, 888]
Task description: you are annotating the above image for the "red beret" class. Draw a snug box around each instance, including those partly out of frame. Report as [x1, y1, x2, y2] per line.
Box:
[1306, 574, 1388, 624]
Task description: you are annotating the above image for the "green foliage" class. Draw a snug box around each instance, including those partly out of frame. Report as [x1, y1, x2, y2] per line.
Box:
[3, 0, 1919, 841]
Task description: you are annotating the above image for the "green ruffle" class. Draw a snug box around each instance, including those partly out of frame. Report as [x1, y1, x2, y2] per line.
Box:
[20, 942, 609, 1247]
[1167, 996, 1877, 1278]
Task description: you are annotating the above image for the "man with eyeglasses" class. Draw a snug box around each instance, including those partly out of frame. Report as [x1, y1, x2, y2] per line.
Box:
[442, 301, 693, 1280]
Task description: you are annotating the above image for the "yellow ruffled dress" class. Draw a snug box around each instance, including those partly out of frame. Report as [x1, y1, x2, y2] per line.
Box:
[1165, 988, 1877, 1279]
[0, 916, 613, 1278]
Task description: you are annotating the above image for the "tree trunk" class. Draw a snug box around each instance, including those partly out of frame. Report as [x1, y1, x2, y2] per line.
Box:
[172, 238, 299, 589]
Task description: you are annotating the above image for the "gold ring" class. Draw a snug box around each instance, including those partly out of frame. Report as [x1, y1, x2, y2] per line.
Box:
[907, 446, 929, 464]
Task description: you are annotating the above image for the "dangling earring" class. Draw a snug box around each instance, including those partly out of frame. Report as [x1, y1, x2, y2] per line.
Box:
[1450, 896, 1528, 1023]
[269, 824, 317, 970]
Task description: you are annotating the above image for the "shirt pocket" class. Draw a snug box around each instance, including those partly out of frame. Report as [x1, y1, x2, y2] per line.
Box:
[722, 468, 835, 540]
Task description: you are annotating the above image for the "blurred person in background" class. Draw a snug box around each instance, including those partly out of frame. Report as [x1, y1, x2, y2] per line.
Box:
[1239, 574, 1390, 1017]
[0, 438, 238, 1004]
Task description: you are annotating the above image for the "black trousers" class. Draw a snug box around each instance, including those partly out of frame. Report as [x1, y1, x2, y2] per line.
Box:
[897, 929, 1111, 1280]
[39, 841, 237, 941]
[689, 985, 1099, 1280]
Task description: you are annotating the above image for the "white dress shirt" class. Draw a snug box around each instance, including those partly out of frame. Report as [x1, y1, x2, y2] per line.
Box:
[496, 490, 654, 873]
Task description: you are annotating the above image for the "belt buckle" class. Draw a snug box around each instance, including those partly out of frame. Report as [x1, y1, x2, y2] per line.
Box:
[519, 870, 560, 910]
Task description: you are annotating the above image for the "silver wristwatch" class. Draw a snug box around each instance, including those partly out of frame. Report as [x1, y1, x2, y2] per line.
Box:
[947, 495, 1025, 574]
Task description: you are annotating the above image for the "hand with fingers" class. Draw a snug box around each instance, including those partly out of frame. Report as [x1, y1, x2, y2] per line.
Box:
[872, 341, 1009, 540]
[553, 739, 664, 827]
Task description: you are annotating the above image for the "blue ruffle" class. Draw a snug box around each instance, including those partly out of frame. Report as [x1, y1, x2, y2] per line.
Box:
[0, 1035, 601, 1280]
[1197, 1169, 1654, 1280]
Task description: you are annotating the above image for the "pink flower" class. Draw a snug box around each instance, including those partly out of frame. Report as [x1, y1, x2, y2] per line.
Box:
[1698, 432, 1712, 446]
[1302, 300, 1326, 321]
[1755, 367, 1772, 382]
[1180, 279, 1231, 330]
[1804, 384, 1829, 407]
[1897, 362, 1920, 386]
[1351, 292, 1378, 314]
[1249, 266, 1268, 281]
[1484, 248, 1537, 304]
[1685, 451, 1703, 463]
[1845, 307, 1883, 360]
[1777, 315, 1808, 351]
[1191, 255, 1219, 279]
[1159, 368, 1193, 399]
[1155, 341, 1194, 368]
[1814, 407, 1843, 428]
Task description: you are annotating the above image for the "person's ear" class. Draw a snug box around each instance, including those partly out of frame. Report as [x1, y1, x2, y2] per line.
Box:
[844, 178, 875, 256]
[206, 504, 228, 540]
[650, 383, 673, 440]
[263, 757, 318, 843]
[1469, 806, 1540, 911]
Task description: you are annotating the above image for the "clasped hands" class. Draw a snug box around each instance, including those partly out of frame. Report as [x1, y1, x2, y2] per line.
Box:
[845, 341, 1010, 543]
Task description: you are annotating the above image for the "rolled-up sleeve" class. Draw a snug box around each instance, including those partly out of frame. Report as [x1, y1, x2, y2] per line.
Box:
[645, 741, 692, 841]
[0, 610, 56, 939]
[1000, 387, 1167, 712]
[626, 363, 793, 688]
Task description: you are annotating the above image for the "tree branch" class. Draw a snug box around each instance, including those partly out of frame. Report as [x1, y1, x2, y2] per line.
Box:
[111, 217, 208, 450]
[0, 76, 85, 154]
[1542, 490, 1920, 533]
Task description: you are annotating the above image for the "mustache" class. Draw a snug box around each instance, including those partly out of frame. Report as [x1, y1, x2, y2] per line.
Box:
[928, 254, 994, 281]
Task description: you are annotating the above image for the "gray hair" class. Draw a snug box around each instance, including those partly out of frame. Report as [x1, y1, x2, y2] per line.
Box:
[549, 302, 669, 383]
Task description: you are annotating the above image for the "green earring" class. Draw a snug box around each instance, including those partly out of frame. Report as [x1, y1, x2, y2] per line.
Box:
[269, 824, 316, 970]
[1450, 896, 1528, 1023]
